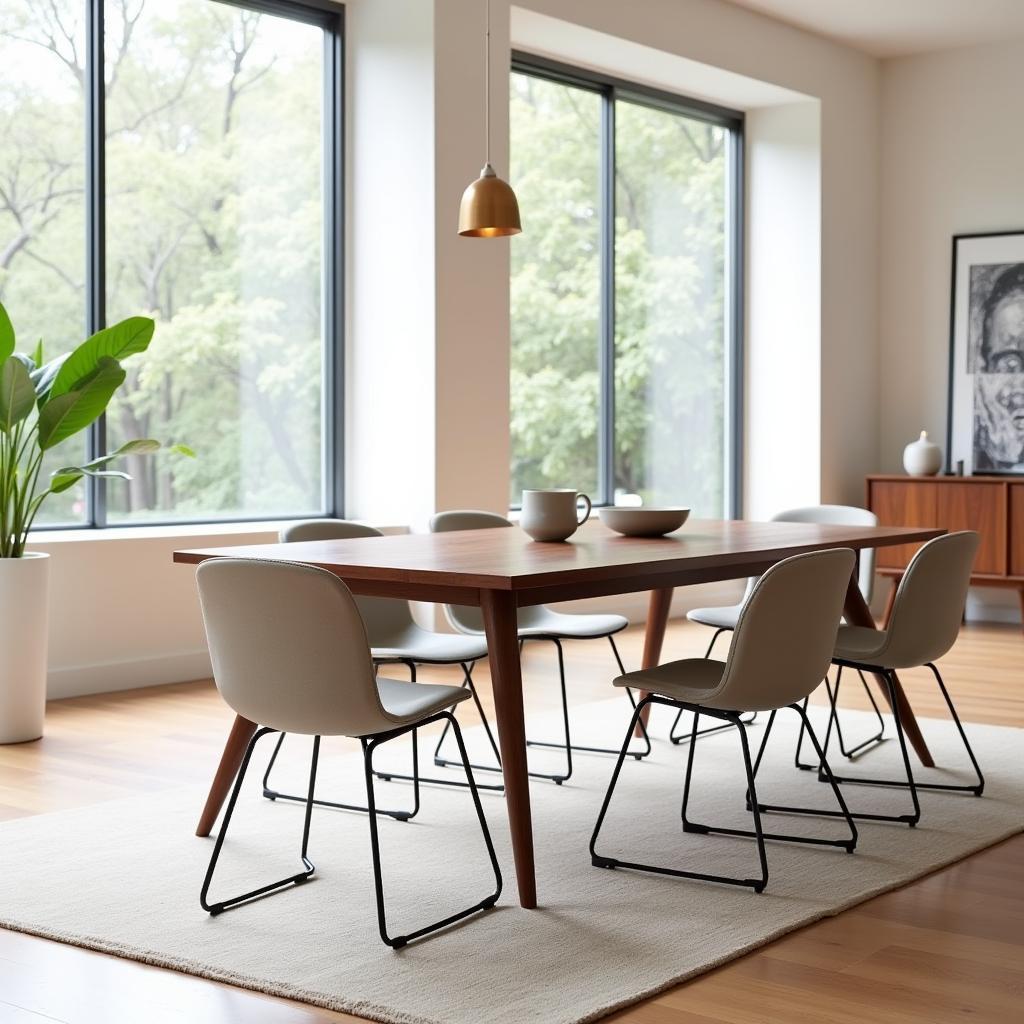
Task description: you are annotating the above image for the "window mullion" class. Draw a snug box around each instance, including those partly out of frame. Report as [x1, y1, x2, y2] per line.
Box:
[598, 89, 616, 506]
[85, 0, 107, 527]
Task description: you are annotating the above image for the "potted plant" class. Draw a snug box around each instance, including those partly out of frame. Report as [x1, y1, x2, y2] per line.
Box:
[0, 300, 190, 743]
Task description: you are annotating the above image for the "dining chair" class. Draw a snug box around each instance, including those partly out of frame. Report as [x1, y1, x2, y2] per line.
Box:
[682, 505, 886, 765]
[590, 548, 858, 892]
[810, 531, 984, 821]
[266, 519, 503, 802]
[429, 509, 650, 785]
[195, 557, 502, 948]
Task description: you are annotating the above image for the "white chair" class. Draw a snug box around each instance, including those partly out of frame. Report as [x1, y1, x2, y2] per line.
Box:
[590, 548, 858, 892]
[196, 557, 502, 948]
[682, 505, 886, 765]
[815, 531, 983, 825]
[429, 509, 650, 785]
[266, 520, 503, 802]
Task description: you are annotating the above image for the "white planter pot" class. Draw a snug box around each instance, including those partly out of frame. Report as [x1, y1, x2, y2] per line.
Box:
[0, 552, 50, 743]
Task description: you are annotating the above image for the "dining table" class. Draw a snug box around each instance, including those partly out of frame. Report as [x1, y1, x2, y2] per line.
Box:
[175, 517, 943, 910]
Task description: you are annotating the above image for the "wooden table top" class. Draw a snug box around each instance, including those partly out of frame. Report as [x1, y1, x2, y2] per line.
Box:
[174, 519, 943, 595]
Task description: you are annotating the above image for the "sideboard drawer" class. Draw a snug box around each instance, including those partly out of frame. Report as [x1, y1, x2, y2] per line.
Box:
[1011, 485, 1024, 578]
[935, 483, 1006, 574]
[870, 481, 938, 570]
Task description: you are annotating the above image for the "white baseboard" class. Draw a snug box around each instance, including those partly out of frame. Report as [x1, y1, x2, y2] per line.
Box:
[47, 650, 212, 700]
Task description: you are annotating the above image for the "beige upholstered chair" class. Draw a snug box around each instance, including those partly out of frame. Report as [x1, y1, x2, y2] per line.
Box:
[681, 505, 885, 761]
[268, 520, 502, 802]
[818, 531, 984, 823]
[429, 509, 650, 784]
[196, 558, 501, 948]
[590, 548, 858, 893]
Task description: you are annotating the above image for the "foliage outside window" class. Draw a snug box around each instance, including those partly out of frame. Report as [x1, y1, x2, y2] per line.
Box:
[509, 63, 741, 517]
[0, 0, 341, 526]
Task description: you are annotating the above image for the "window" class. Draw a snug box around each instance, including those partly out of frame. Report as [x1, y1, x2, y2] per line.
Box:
[0, 0, 343, 527]
[510, 57, 742, 517]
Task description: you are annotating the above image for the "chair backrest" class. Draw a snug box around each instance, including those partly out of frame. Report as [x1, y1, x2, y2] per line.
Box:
[879, 531, 979, 668]
[280, 519, 414, 642]
[712, 547, 856, 712]
[196, 558, 393, 737]
[773, 504, 877, 602]
[429, 510, 513, 633]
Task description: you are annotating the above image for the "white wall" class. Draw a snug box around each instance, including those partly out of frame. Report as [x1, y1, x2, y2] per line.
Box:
[878, 36, 1024, 623]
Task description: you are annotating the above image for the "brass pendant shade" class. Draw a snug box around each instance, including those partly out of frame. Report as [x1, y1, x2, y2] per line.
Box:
[458, 163, 522, 237]
[458, 0, 521, 238]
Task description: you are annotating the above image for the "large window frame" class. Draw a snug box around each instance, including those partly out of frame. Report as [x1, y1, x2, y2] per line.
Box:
[511, 53, 744, 517]
[35, 0, 345, 532]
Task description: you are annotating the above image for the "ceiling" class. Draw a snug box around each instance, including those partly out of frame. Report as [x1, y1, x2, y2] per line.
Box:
[723, 0, 1024, 57]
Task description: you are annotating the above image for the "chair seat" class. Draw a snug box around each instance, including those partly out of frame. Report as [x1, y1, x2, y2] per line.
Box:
[371, 624, 489, 664]
[686, 604, 742, 630]
[374, 677, 470, 729]
[613, 658, 739, 709]
[516, 606, 628, 640]
[833, 624, 889, 665]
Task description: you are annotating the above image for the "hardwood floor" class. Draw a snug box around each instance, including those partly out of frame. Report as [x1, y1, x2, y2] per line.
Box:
[0, 619, 1020, 1023]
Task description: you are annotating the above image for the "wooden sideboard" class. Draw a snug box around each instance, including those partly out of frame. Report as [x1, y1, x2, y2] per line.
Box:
[866, 474, 1024, 630]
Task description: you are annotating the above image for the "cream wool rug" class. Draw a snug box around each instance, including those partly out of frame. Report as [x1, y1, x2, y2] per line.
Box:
[0, 702, 1022, 1024]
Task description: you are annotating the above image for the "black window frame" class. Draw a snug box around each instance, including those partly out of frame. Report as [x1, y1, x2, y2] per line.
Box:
[38, 0, 345, 532]
[510, 53, 745, 518]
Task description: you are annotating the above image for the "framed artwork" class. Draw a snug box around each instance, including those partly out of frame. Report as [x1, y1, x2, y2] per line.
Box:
[947, 230, 1024, 475]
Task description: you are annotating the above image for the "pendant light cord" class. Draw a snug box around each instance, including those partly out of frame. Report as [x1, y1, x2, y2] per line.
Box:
[485, 0, 491, 166]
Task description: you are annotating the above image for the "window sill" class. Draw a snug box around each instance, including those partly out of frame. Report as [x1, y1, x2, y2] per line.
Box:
[29, 520, 410, 545]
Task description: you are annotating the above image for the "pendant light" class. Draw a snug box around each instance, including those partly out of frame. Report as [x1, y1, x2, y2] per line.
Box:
[458, 0, 522, 237]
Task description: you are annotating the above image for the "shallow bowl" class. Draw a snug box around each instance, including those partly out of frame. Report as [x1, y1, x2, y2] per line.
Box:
[597, 506, 690, 538]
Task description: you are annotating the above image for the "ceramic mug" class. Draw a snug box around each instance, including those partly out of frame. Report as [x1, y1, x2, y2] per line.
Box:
[520, 489, 592, 542]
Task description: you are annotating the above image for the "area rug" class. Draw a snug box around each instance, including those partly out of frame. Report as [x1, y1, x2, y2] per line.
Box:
[0, 702, 1021, 1024]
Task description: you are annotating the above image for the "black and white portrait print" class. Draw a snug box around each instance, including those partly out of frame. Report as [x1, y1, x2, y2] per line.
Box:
[949, 235, 1024, 476]
[968, 263, 1024, 471]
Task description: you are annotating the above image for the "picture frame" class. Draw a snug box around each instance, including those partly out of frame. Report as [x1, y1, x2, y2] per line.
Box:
[947, 230, 1024, 476]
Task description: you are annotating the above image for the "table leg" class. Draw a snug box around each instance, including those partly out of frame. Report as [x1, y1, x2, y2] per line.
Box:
[881, 573, 901, 629]
[842, 571, 934, 768]
[195, 713, 258, 837]
[480, 589, 536, 909]
[634, 587, 674, 737]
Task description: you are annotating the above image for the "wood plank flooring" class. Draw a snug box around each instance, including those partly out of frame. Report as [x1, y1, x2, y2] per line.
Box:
[0, 619, 1021, 1023]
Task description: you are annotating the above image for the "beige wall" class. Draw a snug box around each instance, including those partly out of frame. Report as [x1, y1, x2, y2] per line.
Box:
[878, 36, 1024, 622]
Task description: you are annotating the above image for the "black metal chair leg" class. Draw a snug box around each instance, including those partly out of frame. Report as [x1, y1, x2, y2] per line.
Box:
[201, 728, 318, 915]
[524, 635, 652, 776]
[796, 666, 887, 770]
[263, 729, 422, 820]
[822, 662, 984, 797]
[746, 706, 859, 851]
[822, 668, 921, 826]
[363, 714, 501, 949]
[592, 698, 769, 892]
[924, 662, 985, 795]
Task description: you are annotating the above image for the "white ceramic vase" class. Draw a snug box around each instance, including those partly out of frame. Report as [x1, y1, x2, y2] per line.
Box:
[0, 552, 50, 744]
[903, 431, 942, 477]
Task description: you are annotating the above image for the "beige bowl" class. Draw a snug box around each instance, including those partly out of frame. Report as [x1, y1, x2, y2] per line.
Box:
[598, 507, 690, 537]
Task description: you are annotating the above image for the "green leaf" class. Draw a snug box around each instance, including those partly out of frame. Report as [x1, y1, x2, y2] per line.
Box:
[0, 302, 13, 362]
[48, 470, 83, 494]
[32, 352, 69, 403]
[0, 356, 36, 432]
[31, 339, 43, 369]
[48, 467, 131, 494]
[70, 438, 162, 474]
[37, 356, 126, 450]
[49, 317, 154, 400]
[169, 443, 196, 457]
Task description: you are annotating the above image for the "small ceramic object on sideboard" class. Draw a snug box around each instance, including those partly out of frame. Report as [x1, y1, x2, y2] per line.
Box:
[520, 489, 592, 542]
[903, 431, 942, 476]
